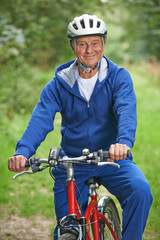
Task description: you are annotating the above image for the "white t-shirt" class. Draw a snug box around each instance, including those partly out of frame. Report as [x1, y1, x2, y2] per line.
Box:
[77, 70, 98, 102]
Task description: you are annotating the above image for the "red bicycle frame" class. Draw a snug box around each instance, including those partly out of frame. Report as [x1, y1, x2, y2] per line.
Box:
[67, 178, 118, 240]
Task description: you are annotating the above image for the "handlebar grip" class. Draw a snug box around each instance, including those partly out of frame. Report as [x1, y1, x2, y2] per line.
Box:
[103, 151, 110, 159]
[103, 149, 130, 159]
[25, 159, 30, 168]
[127, 149, 131, 158]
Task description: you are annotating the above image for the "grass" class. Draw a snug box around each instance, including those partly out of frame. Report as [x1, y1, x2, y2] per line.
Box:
[128, 63, 160, 239]
[0, 62, 160, 239]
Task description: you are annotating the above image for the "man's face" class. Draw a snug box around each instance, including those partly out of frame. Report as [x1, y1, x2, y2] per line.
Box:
[72, 35, 105, 68]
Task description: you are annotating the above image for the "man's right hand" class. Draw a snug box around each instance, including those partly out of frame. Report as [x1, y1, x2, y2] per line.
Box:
[8, 155, 28, 172]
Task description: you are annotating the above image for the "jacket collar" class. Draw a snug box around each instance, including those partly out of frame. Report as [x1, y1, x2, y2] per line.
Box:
[56, 56, 110, 88]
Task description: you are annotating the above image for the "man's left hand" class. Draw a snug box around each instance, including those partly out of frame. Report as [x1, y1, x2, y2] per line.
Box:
[108, 143, 130, 162]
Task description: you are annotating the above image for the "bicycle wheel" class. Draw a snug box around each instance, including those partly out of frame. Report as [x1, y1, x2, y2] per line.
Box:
[58, 232, 77, 240]
[98, 196, 121, 240]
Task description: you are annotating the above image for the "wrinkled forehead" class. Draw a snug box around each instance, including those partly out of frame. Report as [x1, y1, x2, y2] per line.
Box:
[76, 35, 102, 43]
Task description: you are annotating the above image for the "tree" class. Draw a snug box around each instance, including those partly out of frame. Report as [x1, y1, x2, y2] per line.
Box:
[0, 0, 159, 65]
[0, 0, 105, 66]
[115, 0, 160, 61]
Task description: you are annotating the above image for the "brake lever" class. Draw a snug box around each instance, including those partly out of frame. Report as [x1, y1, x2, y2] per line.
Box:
[97, 162, 120, 168]
[12, 166, 47, 180]
[13, 170, 33, 180]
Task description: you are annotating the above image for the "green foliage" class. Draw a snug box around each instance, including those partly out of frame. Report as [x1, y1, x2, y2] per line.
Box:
[128, 64, 160, 239]
[0, 64, 54, 117]
[1, 0, 159, 117]
[99, 0, 160, 62]
[0, 0, 103, 66]
[121, 0, 160, 61]
[0, 0, 159, 67]
[0, 20, 25, 64]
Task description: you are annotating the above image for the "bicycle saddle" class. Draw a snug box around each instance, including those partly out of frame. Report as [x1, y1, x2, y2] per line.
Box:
[86, 177, 101, 186]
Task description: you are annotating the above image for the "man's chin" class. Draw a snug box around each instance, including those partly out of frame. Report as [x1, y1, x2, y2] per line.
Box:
[82, 62, 97, 68]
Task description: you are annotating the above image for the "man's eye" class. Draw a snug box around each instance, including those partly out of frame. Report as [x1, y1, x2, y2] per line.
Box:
[80, 43, 86, 47]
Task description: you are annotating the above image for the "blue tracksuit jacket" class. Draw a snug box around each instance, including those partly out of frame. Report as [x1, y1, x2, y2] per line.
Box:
[15, 56, 137, 158]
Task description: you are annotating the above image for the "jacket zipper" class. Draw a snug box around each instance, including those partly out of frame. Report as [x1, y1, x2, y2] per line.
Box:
[87, 100, 91, 148]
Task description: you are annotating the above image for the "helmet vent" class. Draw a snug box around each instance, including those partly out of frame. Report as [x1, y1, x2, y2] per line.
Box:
[89, 19, 93, 28]
[80, 19, 85, 29]
[97, 21, 101, 28]
[73, 23, 78, 30]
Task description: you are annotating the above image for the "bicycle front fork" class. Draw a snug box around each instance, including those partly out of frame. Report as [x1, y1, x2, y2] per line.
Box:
[58, 214, 87, 240]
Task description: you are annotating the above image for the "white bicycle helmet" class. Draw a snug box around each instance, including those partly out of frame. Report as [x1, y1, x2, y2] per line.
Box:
[67, 14, 107, 39]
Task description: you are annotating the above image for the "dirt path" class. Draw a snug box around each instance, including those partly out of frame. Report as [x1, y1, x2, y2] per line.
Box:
[0, 211, 157, 240]
[0, 209, 54, 240]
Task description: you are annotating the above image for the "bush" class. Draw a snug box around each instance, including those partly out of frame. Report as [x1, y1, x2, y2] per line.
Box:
[0, 62, 54, 118]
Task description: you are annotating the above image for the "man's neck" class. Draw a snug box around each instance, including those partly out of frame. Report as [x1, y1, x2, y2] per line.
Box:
[78, 63, 99, 79]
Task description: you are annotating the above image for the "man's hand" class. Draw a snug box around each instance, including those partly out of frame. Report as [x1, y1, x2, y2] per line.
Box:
[8, 155, 28, 172]
[108, 143, 130, 162]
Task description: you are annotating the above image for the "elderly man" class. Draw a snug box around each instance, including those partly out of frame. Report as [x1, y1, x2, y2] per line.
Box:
[8, 14, 153, 240]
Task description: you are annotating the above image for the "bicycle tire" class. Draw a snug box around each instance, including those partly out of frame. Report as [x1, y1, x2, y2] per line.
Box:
[98, 196, 121, 240]
[58, 232, 77, 240]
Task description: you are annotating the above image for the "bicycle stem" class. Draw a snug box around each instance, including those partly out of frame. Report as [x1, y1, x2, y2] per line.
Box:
[65, 162, 75, 181]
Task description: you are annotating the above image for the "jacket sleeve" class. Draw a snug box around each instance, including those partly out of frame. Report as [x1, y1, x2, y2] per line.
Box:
[15, 79, 62, 158]
[112, 68, 137, 149]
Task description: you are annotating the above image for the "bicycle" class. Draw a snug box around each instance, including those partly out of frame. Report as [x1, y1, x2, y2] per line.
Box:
[13, 147, 122, 240]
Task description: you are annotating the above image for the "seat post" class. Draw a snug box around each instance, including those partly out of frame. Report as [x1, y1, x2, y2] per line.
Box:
[86, 177, 99, 196]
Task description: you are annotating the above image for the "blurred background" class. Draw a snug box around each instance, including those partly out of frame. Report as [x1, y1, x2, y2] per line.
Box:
[0, 0, 160, 239]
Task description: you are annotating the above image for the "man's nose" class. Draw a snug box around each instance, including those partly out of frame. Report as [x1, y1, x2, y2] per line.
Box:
[86, 44, 93, 53]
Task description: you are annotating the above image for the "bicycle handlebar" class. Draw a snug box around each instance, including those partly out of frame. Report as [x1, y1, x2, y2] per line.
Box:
[13, 148, 130, 180]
